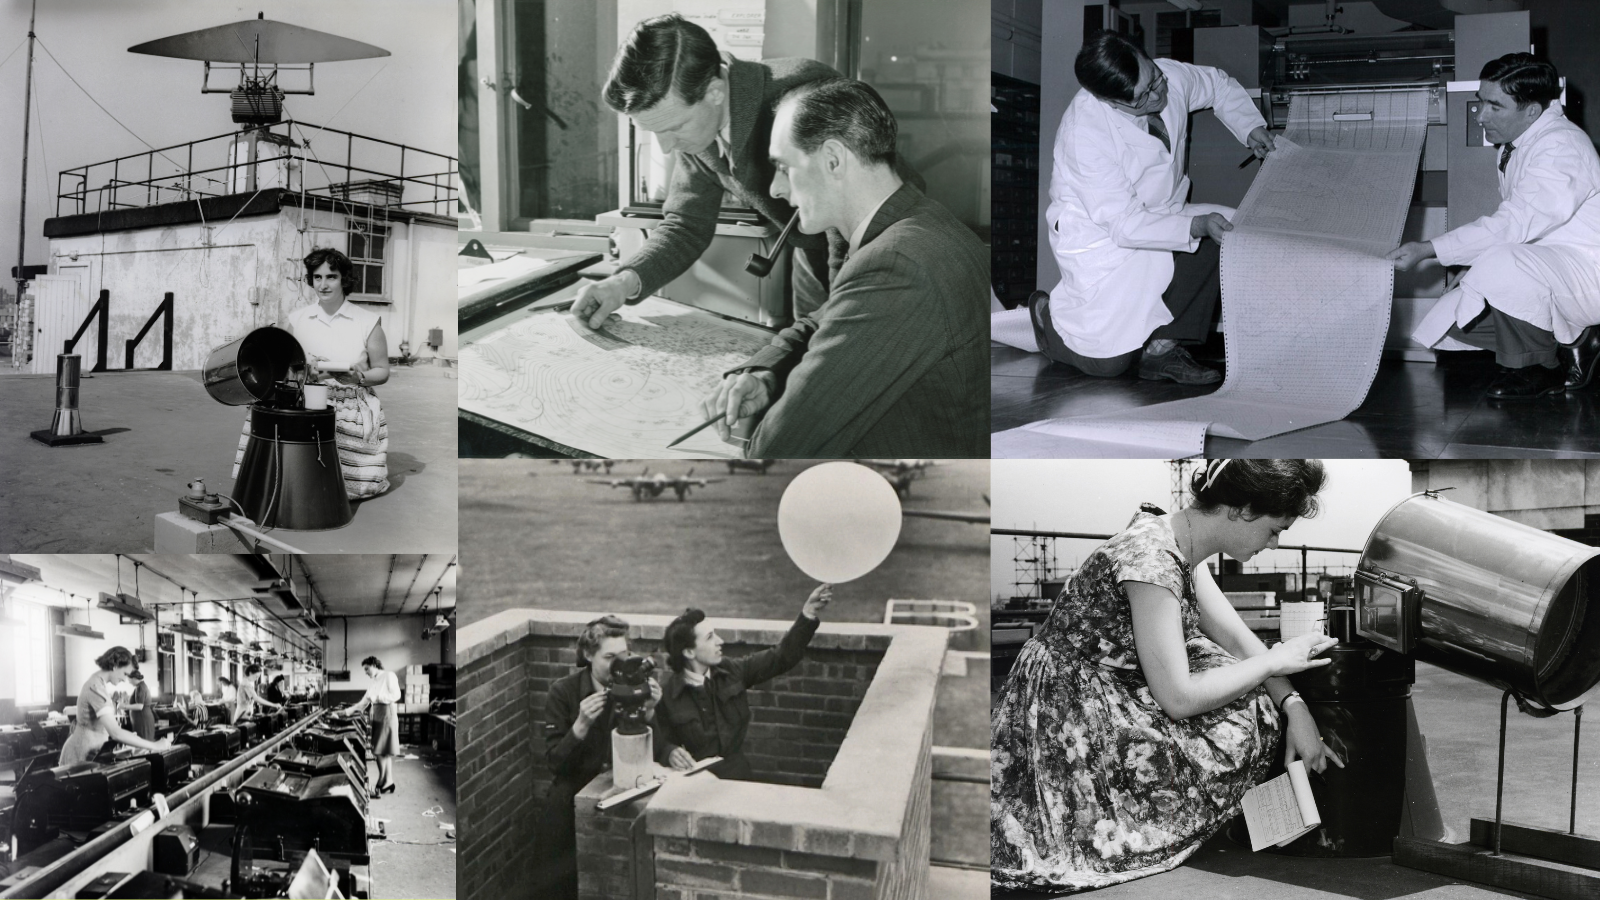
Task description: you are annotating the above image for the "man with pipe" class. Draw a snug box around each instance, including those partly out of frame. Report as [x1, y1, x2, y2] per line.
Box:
[699, 79, 988, 457]
[572, 14, 919, 328]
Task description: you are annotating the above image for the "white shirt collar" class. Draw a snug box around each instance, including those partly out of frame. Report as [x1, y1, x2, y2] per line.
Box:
[848, 187, 899, 255]
[681, 667, 708, 687]
[307, 299, 357, 322]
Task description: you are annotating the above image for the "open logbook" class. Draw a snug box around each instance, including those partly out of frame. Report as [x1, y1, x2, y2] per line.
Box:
[1241, 759, 1321, 850]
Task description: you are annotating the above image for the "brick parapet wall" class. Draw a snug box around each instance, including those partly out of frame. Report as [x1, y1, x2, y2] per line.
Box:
[457, 639, 537, 900]
[575, 773, 654, 900]
[457, 608, 921, 896]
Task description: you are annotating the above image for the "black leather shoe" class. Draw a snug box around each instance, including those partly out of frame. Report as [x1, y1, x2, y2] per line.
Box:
[1026, 290, 1052, 350]
[1138, 344, 1222, 385]
[1486, 364, 1565, 401]
[1558, 325, 1600, 392]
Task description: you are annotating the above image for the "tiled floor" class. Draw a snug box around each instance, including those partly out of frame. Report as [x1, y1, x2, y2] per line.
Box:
[992, 343, 1600, 458]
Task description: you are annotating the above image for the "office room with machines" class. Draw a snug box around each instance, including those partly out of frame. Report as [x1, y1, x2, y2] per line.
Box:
[991, 0, 1600, 458]
[0, 0, 460, 554]
[457, 0, 991, 460]
[0, 554, 457, 900]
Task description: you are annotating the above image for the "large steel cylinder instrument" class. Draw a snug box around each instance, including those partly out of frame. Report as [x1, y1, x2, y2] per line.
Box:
[1355, 492, 1600, 711]
[202, 327, 352, 530]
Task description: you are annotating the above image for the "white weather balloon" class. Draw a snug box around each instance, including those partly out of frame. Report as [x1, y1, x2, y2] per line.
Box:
[778, 462, 902, 583]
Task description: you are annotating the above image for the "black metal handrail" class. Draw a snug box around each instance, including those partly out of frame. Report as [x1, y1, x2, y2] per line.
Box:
[125, 292, 174, 370]
[64, 289, 109, 372]
[56, 120, 457, 218]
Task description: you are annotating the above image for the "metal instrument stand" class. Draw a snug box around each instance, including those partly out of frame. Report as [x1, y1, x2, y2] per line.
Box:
[1395, 691, 1595, 900]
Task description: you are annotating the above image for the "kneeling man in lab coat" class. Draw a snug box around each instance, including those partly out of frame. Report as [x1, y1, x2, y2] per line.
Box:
[1391, 53, 1600, 400]
[1030, 30, 1274, 385]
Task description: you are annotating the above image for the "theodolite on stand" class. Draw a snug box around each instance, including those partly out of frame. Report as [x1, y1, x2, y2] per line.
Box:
[608, 656, 656, 790]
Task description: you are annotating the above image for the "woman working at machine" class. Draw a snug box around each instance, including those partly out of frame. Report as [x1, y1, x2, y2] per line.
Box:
[230, 248, 392, 501]
[991, 459, 1344, 892]
[231, 663, 285, 724]
[60, 647, 172, 767]
[124, 669, 156, 741]
[285, 247, 390, 500]
[341, 656, 401, 795]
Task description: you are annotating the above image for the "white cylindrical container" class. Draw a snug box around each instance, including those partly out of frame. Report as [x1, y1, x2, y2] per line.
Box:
[302, 383, 330, 411]
[1280, 601, 1325, 641]
[612, 728, 653, 790]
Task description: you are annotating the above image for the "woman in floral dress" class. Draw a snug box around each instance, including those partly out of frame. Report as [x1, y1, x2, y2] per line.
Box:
[992, 459, 1345, 892]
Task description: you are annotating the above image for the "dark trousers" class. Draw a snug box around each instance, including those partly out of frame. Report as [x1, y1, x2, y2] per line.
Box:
[1447, 304, 1559, 369]
[1032, 240, 1221, 377]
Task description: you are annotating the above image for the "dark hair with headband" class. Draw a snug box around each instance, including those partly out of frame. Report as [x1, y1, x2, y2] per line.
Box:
[576, 616, 630, 668]
[1480, 53, 1561, 111]
[94, 646, 137, 671]
[1189, 459, 1325, 520]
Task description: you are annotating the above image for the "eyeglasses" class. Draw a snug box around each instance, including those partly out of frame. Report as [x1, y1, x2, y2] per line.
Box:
[1130, 70, 1168, 108]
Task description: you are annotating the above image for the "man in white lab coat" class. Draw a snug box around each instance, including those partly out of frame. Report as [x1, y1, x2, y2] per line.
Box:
[1029, 31, 1274, 384]
[1392, 53, 1600, 400]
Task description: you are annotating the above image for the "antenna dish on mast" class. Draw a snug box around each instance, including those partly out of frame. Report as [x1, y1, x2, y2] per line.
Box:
[127, 16, 390, 126]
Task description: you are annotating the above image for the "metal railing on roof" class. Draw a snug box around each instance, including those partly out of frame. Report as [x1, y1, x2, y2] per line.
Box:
[55, 121, 457, 219]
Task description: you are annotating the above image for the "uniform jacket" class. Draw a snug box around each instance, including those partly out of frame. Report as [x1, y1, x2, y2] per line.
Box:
[737, 183, 988, 457]
[654, 613, 820, 781]
[1045, 58, 1264, 358]
[544, 667, 670, 790]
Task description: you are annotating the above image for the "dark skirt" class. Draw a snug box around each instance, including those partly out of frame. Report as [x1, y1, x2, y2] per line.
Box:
[370, 701, 401, 757]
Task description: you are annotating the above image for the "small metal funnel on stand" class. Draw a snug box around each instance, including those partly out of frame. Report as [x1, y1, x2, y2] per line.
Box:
[203, 326, 352, 530]
[30, 354, 104, 446]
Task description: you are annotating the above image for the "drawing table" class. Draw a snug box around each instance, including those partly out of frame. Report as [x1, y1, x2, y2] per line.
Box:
[459, 290, 776, 459]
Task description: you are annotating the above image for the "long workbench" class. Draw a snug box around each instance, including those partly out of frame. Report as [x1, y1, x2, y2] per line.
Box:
[0, 708, 373, 899]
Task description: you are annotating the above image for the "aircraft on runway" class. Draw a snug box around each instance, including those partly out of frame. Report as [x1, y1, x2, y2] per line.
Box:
[855, 459, 938, 498]
[568, 460, 617, 475]
[726, 459, 776, 474]
[588, 469, 725, 501]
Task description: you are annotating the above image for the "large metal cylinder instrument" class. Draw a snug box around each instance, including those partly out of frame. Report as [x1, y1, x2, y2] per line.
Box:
[202, 327, 352, 530]
[1356, 492, 1600, 711]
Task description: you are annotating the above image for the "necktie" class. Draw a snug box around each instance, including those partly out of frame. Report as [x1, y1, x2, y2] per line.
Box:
[1499, 141, 1515, 174]
[1146, 114, 1171, 153]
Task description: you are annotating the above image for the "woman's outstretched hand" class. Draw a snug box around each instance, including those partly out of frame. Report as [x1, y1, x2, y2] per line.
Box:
[1265, 633, 1338, 676]
[802, 584, 832, 620]
[1284, 706, 1345, 774]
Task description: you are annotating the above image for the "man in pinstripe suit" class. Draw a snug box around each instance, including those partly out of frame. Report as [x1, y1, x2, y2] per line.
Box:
[701, 79, 989, 457]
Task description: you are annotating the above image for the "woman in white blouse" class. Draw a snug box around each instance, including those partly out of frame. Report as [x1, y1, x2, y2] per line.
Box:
[233, 247, 391, 500]
[343, 655, 402, 794]
[60, 646, 172, 766]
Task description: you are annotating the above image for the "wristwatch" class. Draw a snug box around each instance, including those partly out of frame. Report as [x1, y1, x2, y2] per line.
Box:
[1280, 690, 1305, 711]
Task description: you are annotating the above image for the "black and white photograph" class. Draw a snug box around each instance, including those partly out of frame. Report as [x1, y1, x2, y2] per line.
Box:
[990, 458, 1600, 899]
[0, 553, 457, 899]
[991, 1, 1600, 458]
[456, 458, 990, 900]
[457, 0, 990, 460]
[0, 0, 460, 554]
